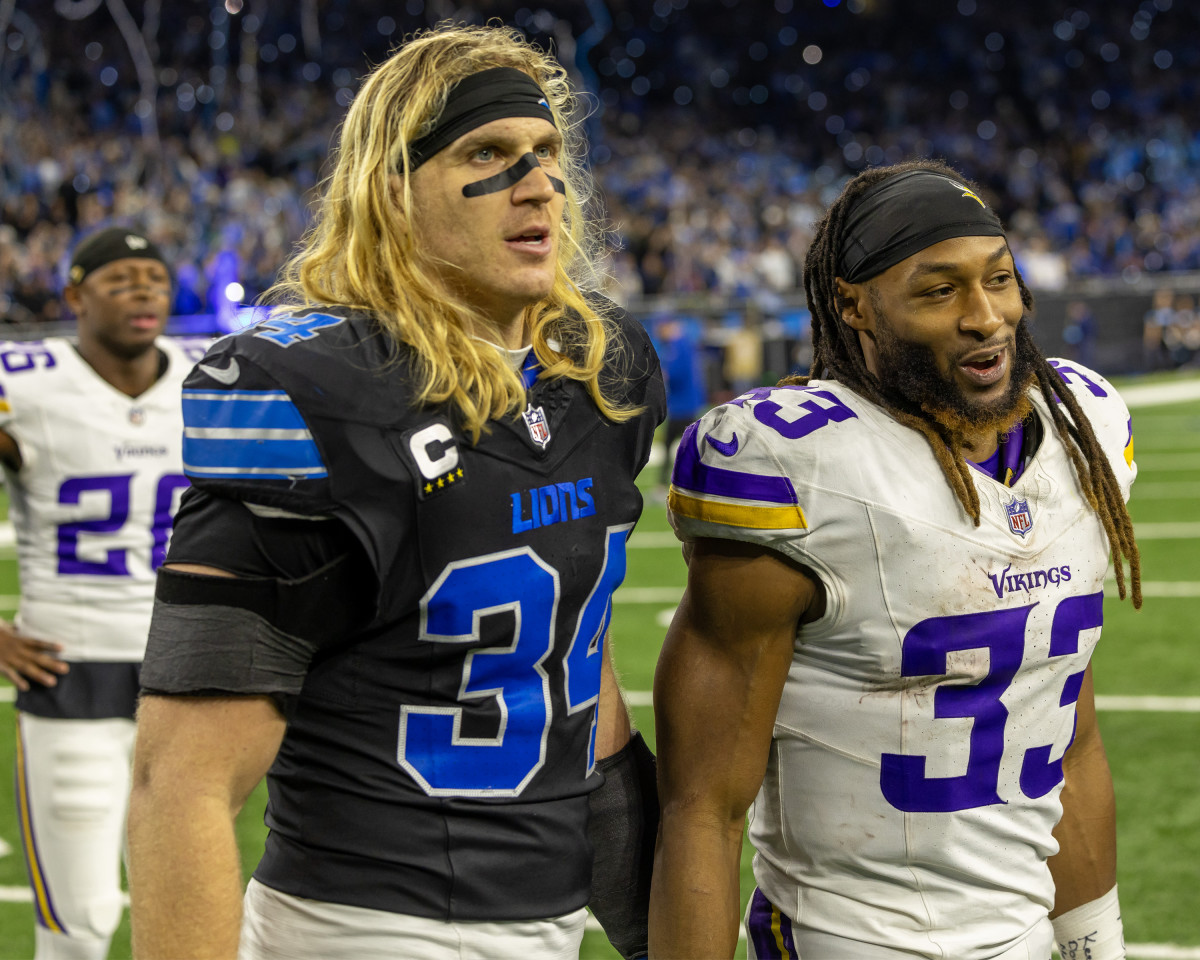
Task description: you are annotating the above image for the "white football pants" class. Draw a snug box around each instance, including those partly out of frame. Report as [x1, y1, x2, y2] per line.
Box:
[239, 878, 589, 960]
[15, 713, 136, 960]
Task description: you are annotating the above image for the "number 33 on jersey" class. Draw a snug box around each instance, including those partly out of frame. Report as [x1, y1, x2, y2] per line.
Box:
[668, 367, 1135, 930]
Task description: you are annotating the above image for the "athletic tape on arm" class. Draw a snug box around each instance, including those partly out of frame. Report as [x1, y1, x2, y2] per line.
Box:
[1051, 885, 1125, 960]
[140, 553, 364, 704]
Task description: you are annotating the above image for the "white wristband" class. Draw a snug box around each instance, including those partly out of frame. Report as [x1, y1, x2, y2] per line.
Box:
[1051, 884, 1124, 960]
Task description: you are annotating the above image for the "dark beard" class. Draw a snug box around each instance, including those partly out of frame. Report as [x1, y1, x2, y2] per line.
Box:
[871, 314, 1039, 441]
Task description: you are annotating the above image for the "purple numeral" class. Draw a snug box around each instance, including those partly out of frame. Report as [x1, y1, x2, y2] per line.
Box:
[151, 474, 191, 570]
[1, 346, 56, 374]
[881, 595, 1102, 813]
[881, 605, 1031, 812]
[1049, 360, 1107, 398]
[752, 389, 857, 440]
[1019, 592, 1103, 798]
[57, 472, 188, 576]
[58, 475, 133, 576]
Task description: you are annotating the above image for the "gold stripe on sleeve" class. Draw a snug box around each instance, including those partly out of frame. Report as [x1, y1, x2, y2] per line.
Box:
[668, 488, 807, 530]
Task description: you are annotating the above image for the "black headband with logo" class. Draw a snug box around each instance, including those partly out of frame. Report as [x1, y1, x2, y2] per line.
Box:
[407, 66, 556, 171]
[68, 226, 169, 285]
[838, 170, 1007, 283]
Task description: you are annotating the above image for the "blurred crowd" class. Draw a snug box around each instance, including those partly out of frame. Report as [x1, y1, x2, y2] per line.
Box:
[3, 0, 1200, 355]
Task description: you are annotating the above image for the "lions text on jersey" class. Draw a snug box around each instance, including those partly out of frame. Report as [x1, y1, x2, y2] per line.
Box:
[146, 304, 665, 922]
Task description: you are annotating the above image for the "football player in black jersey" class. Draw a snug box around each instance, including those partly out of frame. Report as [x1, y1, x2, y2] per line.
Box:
[127, 23, 664, 960]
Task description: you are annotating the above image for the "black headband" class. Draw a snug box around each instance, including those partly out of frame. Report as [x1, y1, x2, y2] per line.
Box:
[838, 170, 1006, 283]
[68, 226, 169, 285]
[407, 66, 556, 171]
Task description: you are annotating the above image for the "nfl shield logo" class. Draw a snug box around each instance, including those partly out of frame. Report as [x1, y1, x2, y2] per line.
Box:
[1005, 497, 1033, 537]
[522, 403, 551, 449]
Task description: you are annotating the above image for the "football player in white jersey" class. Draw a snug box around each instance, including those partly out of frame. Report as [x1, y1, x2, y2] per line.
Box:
[0, 226, 199, 960]
[650, 162, 1140, 960]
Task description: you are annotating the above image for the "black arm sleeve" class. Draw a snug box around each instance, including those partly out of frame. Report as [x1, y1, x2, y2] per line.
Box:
[139, 489, 375, 713]
[587, 731, 660, 960]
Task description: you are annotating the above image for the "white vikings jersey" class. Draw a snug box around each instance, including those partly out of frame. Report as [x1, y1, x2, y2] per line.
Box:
[0, 337, 204, 661]
[668, 360, 1135, 960]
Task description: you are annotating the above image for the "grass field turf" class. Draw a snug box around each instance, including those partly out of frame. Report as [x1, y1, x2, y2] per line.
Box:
[0, 380, 1197, 959]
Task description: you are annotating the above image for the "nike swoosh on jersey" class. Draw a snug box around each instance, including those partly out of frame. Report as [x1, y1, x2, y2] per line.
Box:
[704, 431, 739, 457]
[197, 358, 240, 385]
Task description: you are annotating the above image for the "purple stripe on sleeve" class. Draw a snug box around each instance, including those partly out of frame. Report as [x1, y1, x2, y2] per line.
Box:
[671, 422, 798, 505]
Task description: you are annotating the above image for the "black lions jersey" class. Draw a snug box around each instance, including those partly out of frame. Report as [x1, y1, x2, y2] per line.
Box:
[153, 304, 664, 921]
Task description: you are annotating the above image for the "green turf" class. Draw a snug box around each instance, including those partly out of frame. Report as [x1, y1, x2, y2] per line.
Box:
[0, 384, 1197, 959]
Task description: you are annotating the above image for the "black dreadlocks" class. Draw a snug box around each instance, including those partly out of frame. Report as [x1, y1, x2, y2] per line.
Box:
[792, 159, 1141, 607]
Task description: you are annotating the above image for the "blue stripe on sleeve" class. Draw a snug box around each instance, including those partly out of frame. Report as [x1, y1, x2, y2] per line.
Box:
[182, 390, 310, 431]
[181, 389, 328, 480]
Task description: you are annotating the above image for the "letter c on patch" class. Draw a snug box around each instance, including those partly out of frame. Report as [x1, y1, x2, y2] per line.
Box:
[409, 423, 459, 480]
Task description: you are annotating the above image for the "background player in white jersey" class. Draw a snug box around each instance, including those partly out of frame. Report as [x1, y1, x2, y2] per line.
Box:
[0, 226, 197, 959]
[127, 23, 663, 960]
[650, 161, 1140, 960]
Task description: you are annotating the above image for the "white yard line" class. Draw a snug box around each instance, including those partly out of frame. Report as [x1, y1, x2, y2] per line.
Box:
[1137, 453, 1200, 471]
[1121, 379, 1200, 407]
[1133, 482, 1200, 499]
[1132, 522, 1200, 538]
[1131, 581, 1200, 597]
[614, 587, 683, 603]
[1097, 696, 1200, 712]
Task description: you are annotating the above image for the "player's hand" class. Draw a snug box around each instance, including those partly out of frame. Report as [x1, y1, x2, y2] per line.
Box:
[0, 619, 69, 691]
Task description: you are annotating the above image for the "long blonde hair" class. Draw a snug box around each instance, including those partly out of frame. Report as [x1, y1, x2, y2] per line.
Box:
[265, 22, 637, 439]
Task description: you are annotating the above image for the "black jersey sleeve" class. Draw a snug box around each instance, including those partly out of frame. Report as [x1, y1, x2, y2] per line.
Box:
[139, 489, 376, 709]
[179, 309, 424, 586]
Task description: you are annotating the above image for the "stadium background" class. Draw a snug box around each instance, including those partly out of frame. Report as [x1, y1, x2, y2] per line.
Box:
[0, 1, 1197, 957]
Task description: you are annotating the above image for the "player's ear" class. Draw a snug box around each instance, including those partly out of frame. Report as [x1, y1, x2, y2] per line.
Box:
[835, 277, 873, 334]
[62, 283, 83, 319]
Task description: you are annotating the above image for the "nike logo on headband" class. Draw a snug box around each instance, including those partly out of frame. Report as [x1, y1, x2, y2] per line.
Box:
[462, 152, 566, 198]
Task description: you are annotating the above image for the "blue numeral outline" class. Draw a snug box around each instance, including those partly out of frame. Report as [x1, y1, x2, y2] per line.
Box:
[401, 548, 559, 798]
[399, 526, 631, 798]
[253, 312, 346, 347]
[563, 523, 634, 774]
